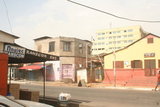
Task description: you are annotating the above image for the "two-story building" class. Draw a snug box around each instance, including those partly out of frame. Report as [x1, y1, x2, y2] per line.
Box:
[34, 36, 92, 82]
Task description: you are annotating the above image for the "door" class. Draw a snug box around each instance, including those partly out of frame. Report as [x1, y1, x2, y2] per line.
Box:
[144, 59, 156, 76]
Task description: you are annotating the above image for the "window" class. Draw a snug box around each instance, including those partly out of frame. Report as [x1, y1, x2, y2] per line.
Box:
[117, 36, 121, 38]
[117, 41, 121, 44]
[113, 61, 124, 68]
[128, 34, 133, 37]
[63, 41, 71, 51]
[79, 43, 83, 54]
[109, 42, 112, 44]
[147, 38, 153, 44]
[113, 31, 116, 34]
[109, 37, 112, 39]
[128, 29, 133, 32]
[123, 35, 127, 38]
[49, 41, 55, 52]
[124, 40, 127, 43]
[131, 60, 142, 68]
[128, 40, 133, 43]
[101, 37, 105, 40]
[102, 32, 105, 35]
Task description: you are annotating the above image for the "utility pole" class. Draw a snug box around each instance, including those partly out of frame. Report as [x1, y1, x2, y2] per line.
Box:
[113, 50, 116, 87]
[113, 33, 116, 87]
[86, 44, 88, 68]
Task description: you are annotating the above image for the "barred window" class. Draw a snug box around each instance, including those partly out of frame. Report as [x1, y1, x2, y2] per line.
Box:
[63, 41, 71, 52]
[113, 61, 124, 68]
[49, 41, 55, 52]
[131, 60, 142, 68]
[147, 38, 153, 44]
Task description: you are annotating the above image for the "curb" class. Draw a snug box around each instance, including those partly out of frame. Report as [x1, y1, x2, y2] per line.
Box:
[11, 80, 155, 91]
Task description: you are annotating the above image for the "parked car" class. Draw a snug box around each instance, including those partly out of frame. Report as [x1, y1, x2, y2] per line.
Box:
[0, 95, 53, 107]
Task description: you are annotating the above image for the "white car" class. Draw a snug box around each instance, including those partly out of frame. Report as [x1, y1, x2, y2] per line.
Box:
[0, 95, 54, 107]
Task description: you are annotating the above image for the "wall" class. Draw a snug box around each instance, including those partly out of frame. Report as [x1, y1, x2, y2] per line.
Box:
[103, 34, 160, 87]
[34, 36, 92, 81]
[92, 25, 144, 55]
[0, 53, 8, 96]
[0, 32, 16, 43]
[104, 35, 160, 69]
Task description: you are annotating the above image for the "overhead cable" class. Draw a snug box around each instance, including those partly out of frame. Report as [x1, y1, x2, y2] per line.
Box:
[67, 0, 160, 23]
[2, 0, 12, 32]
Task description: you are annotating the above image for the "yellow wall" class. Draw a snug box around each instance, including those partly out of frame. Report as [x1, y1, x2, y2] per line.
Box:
[104, 34, 160, 69]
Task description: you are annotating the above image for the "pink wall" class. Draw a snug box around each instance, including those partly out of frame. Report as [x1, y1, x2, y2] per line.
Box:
[103, 69, 157, 87]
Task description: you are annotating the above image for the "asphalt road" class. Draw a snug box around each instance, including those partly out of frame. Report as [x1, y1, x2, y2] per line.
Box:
[20, 84, 160, 107]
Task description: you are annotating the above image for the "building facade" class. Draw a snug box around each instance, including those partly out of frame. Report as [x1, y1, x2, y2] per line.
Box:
[34, 36, 92, 81]
[92, 25, 146, 55]
[0, 30, 19, 52]
[103, 34, 160, 87]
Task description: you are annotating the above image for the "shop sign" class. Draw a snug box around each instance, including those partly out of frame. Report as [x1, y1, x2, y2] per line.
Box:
[144, 53, 155, 58]
[4, 45, 25, 58]
[26, 50, 47, 58]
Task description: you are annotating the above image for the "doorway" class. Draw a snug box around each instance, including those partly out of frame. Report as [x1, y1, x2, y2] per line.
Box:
[144, 59, 156, 76]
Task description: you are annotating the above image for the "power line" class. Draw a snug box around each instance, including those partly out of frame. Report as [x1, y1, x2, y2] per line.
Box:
[67, 0, 160, 23]
[2, 0, 12, 33]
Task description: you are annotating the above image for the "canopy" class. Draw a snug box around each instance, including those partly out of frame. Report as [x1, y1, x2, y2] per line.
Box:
[3, 43, 59, 64]
[19, 64, 44, 70]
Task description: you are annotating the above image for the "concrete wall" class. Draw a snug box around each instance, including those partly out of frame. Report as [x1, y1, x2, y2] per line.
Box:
[34, 36, 92, 81]
[0, 31, 16, 43]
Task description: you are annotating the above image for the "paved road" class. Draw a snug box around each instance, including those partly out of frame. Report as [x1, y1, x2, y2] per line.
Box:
[20, 84, 160, 107]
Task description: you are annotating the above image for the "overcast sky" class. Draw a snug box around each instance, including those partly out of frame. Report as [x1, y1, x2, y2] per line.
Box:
[0, 0, 160, 49]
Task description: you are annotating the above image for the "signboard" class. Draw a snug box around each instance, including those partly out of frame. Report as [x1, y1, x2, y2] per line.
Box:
[144, 53, 155, 58]
[62, 64, 74, 81]
[26, 49, 58, 60]
[4, 45, 25, 58]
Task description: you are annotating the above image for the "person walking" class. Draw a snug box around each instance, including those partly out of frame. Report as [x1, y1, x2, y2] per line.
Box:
[155, 71, 160, 91]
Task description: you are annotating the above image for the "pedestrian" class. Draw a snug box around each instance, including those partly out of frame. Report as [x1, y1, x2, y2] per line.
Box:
[155, 70, 160, 91]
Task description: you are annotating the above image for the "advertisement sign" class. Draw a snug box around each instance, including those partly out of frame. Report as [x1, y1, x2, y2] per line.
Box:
[4, 45, 25, 58]
[62, 64, 74, 81]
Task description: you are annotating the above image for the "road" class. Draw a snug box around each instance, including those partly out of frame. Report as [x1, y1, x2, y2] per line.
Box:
[20, 84, 160, 107]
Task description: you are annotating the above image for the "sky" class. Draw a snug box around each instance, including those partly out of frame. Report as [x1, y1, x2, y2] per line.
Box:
[0, 0, 160, 49]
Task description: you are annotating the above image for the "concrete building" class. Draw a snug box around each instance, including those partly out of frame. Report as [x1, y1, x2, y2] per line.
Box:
[0, 30, 19, 52]
[34, 36, 92, 81]
[103, 33, 160, 87]
[92, 25, 146, 55]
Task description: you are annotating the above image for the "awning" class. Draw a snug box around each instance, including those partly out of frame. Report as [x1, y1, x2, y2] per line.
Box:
[19, 64, 44, 70]
[3, 43, 59, 64]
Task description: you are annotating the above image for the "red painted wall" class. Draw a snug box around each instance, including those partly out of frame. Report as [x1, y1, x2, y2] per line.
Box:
[0, 53, 8, 96]
[103, 69, 157, 87]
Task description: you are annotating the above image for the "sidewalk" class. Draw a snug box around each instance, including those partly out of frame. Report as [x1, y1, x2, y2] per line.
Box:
[10, 80, 154, 91]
